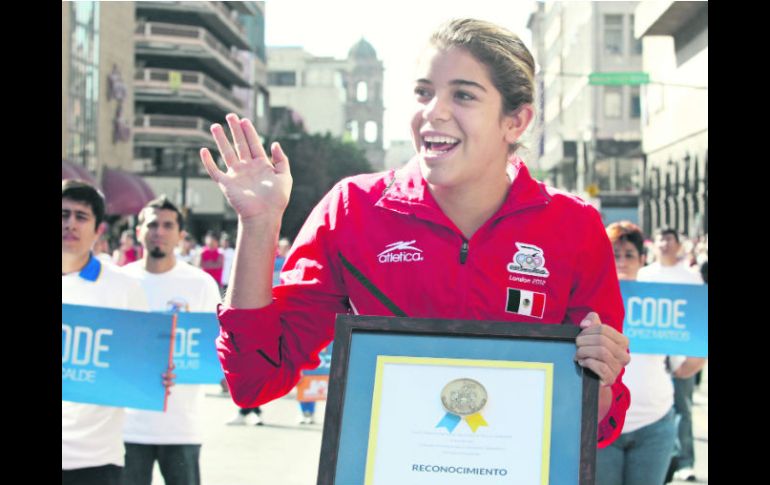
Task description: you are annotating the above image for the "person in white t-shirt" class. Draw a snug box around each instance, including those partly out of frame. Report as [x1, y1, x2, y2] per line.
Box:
[595, 221, 679, 485]
[637, 228, 706, 483]
[62, 180, 174, 485]
[122, 196, 222, 485]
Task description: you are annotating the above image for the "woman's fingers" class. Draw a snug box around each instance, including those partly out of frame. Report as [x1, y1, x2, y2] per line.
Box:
[271, 142, 291, 175]
[211, 124, 238, 168]
[576, 357, 615, 386]
[226, 114, 253, 162]
[200, 148, 223, 183]
[240, 118, 269, 162]
[576, 332, 630, 365]
[574, 314, 630, 387]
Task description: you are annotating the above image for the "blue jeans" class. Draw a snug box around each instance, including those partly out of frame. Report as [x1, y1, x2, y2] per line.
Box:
[596, 408, 677, 485]
[123, 443, 201, 485]
[299, 401, 316, 413]
[673, 375, 695, 468]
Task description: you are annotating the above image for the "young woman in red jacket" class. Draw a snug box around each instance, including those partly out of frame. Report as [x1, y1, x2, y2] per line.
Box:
[200, 18, 631, 448]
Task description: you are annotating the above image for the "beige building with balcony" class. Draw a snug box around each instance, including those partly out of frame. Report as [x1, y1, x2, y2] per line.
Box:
[132, 1, 267, 236]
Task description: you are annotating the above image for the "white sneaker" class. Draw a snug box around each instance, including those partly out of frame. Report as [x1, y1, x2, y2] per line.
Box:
[226, 414, 247, 426]
[298, 411, 315, 425]
[672, 467, 696, 482]
[253, 413, 264, 426]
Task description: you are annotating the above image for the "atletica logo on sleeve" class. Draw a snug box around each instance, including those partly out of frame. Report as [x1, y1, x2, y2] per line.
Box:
[505, 287, 546, 318]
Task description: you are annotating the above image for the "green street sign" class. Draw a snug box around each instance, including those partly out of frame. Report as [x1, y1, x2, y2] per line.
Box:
[589, 72, 650, 85]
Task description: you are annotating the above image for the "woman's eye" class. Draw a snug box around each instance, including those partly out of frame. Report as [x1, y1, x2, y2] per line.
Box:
[455, 91, 474, 101]
[414, 87, 431, 98]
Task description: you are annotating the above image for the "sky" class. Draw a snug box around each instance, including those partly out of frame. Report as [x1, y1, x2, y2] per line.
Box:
[263, 0, 536, 147]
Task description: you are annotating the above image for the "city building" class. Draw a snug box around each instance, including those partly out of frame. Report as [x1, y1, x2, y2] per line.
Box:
[384, 140, 415, 170]
[635, 1, 707, 238]
[133, 1, 266, 238]
[528, 1, 644, 224]
[267, 38, 385, 170]
[62, 1, 156, 219]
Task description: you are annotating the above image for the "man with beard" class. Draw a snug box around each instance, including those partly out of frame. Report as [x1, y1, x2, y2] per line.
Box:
[122, 196, 222, 485]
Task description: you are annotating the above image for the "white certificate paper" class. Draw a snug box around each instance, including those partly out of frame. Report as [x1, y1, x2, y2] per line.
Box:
[364, 356, 553, 485]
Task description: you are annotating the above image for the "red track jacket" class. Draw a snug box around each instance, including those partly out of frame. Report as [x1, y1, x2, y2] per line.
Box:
[217, 156, 630, 447]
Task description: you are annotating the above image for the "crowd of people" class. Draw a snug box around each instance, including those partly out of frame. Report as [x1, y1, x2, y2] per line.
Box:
[63, 180, 311, 485]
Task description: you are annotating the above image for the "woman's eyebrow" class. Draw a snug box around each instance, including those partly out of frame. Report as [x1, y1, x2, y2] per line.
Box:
[414, 78, 487, 92]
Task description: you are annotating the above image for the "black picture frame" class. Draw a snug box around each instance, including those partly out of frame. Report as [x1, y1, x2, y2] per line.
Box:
[317, 315, 600, 485]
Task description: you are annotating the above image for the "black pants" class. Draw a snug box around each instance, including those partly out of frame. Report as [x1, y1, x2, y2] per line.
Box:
[124, 443, 201, 485]
[62, 464, 123, 485]
[238, 406, 262, 416]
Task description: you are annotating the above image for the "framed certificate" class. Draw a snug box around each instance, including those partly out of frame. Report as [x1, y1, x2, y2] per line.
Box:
[317, 315, 599, 485]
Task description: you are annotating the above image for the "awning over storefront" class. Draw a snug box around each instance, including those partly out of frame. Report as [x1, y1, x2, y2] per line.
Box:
[62, 159, 99, 187]
[101, 167, 157, 215]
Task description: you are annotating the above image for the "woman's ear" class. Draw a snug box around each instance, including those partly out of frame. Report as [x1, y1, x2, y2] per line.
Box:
[503, 103, 534, 145]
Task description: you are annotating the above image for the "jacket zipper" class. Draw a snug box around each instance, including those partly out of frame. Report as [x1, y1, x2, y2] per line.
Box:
[459, 240, 469, 264]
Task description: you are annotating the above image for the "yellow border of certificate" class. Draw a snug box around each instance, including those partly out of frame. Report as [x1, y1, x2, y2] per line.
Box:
[364, 356, 554, 485]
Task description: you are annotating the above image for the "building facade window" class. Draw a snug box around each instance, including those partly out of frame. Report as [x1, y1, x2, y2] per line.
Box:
[67, 1, 100, 172]
[594, 158, 641, 192]
[630, 87, 641, 119]
[348, 120, 359, 141]
[604, 14, 623, 56]
[356, 81, 368, 102]
[256, 91, 265, 118]
[268, 71, 296, 86]
[364, 121, 377, 143]
[604, 87, 622, 119]
[629, 14, 642, 55]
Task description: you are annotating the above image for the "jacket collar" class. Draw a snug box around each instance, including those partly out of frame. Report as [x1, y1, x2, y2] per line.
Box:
[77, 253, 102, 282]
[375, 155, 551, 227]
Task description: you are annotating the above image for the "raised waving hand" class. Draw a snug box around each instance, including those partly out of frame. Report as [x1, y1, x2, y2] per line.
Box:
[200, 114, 292, 221]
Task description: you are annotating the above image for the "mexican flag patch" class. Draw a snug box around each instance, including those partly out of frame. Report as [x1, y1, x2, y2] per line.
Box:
[506, 288, 546, 319]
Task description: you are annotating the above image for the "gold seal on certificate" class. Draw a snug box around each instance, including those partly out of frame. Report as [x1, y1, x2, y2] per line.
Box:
[440, 378, 488, 416]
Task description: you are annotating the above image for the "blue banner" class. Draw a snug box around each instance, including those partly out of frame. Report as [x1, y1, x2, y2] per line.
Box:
[303, 342, 333, 376]
[62, 304, 174, 411]
[172, 312, 223, 384]
[619, 281, 708, 357]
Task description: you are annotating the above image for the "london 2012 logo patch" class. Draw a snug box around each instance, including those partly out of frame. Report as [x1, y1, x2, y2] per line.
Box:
[507, 243, 550, 277]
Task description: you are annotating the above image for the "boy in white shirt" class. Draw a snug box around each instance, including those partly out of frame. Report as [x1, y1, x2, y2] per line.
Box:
[62, 180, 173, 485]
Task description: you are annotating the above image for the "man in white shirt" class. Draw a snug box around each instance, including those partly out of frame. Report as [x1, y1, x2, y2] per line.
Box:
[63, 180, 172, 485]
[122, 196, 222, 485]
[637, 228, 706, 483]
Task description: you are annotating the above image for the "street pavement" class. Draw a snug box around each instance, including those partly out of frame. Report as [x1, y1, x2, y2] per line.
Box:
[151, 365, 708, 484]
[669, 362, 708, 485]
[153, 386, 326, 485]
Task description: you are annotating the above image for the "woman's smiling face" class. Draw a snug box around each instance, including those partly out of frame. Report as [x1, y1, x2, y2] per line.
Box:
[411, 46, 521, 192]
